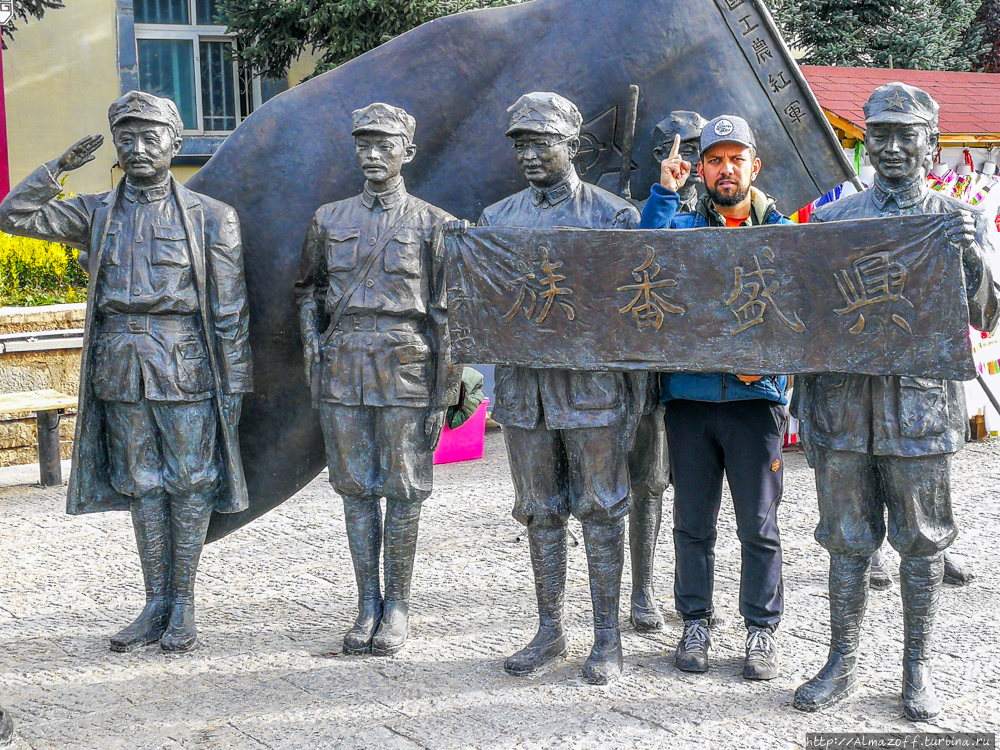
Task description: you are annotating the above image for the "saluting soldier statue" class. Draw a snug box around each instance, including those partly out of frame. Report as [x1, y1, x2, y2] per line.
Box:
[0, 92, 253, 653]
[792, 83, 999, 720]
[626, 108, 709, 632]
[475, 92, 643, 684]
[295, 104, 460, 656]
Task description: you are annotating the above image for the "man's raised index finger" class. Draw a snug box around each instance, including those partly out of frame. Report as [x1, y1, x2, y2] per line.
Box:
[669, 133, 681, 159]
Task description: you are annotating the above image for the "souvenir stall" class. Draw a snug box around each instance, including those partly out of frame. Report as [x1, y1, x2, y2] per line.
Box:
[787, 66, 1000, 445]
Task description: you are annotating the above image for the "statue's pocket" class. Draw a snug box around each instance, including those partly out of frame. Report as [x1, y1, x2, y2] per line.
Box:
[384, 230, 422, 277]
[175, 337, 212, 394]
[326, 229, 360, 271]
[393, 340, 431, 399]
[568, 371, 621, 411]
[813, 373, 849, 433]
[151, 224, 189, 266]
[898, 376, 948, 437]
[101, 221, 122, 265]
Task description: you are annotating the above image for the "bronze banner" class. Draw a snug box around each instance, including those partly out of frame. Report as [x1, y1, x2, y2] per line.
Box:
[445, 215, 976, 380]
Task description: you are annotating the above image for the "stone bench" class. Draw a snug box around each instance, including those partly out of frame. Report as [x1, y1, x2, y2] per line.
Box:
[0, 389, 77, 486]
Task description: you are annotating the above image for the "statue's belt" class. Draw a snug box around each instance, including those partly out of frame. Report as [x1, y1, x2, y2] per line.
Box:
[99, 314, 202, 334]
[330, 314, 422, 334]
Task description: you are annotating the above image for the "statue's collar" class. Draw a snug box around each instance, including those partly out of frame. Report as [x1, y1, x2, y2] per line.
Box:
[362, 179, 407, 211]
[530, 170, 580, 208]
[871, 177, 925, 210]
[122, 176, 172, 204]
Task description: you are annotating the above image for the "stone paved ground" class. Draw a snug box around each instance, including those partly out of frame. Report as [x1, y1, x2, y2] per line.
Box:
[0, 431, 998, 749]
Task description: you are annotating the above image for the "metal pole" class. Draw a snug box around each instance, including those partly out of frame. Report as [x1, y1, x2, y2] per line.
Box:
[978, 373, 1000, 423]
[618, 85, 640, 200]
[36, 410, 62, 486]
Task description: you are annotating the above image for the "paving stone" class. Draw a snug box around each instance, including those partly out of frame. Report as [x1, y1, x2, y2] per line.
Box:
[0, 431, 998, 748]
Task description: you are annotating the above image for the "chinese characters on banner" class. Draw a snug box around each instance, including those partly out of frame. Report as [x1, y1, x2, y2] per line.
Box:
[444, 216, 974, 380]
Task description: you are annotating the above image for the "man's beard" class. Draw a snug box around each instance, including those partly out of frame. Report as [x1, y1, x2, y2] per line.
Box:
[707, 180, 750, 207]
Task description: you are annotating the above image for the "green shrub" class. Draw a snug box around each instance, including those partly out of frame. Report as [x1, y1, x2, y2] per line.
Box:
[0, 230, 89, 307]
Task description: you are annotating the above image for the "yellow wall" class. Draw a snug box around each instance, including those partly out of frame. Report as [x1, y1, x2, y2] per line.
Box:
[4, 11, 320, 194]
[4, 0, 121, 195]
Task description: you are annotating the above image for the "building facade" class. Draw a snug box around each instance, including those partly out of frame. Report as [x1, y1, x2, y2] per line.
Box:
[3, 0, 314, 194]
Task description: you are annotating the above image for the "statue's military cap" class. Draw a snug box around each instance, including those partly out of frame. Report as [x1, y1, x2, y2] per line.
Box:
[864, 82, 939, 129]
[506, 92, 583, 138]
[108, 91, 185, 135]
[653, 110, 709, 146]
[351, 103, 417, 142]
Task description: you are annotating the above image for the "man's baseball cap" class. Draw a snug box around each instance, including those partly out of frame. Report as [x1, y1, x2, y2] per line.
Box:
[700, 115, 756, 153]
[864, 82, 939, 129]
[108, 91, 184, 135]
[351, 103, 417, 142]
[506, 92, 583, 138]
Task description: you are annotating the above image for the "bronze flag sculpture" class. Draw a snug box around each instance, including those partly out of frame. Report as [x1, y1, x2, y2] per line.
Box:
[183, 0, 857, 540]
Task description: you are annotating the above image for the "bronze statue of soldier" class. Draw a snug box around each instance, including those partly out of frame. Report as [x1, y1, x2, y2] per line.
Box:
[0, 92, 253, 653]
[648, 111, 709, 213]
[791, 83, 999, 720]
[626, 108, 709, 633]
[295, 103, 460, 656]
[474, 92, 643, 684]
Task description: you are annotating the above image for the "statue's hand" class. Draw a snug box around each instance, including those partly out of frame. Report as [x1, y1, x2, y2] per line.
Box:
[443, 219, 472, 235]
[659, 134, 692, 192]
[303, 335, 322, 385]
[56, 135, 104, 173]
[424, 408, 448, 450]
[222, 393, 243, 426]
[946, 210, 979, 265]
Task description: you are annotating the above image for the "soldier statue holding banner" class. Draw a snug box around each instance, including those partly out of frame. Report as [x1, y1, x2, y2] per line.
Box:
[0, 92, 253, 653]
[295, 103, 460, 656]
[792, 83, 999, 720]
[471, 92, 643, 684]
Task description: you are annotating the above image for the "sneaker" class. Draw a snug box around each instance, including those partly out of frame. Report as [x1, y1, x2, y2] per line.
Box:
[674, 619, 711, 673]
[744, 627, 779, 680]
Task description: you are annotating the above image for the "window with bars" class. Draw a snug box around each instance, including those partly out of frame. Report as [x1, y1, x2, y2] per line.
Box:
[134, 0, 258, 135]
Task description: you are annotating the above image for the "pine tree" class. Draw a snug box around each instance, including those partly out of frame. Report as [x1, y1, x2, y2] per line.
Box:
[217, 0, 523, 80]
[769, 0, 985, 71]
[969, 0, 1000, 71]
[2, 0, 64, 49]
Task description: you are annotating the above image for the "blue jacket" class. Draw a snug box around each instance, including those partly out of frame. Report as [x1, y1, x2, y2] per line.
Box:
[639, 184, 792, 405]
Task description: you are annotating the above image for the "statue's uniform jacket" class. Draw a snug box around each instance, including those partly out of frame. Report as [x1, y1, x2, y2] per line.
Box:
[796, 183, 999, 458]
[793, 181, 1000, 556]
[478, 169, 643, 524]
[295, 181, 459, 501]
[0, 165, 253, 514]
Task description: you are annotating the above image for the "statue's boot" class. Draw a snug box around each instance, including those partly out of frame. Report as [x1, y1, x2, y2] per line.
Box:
[901, 553, 944, 721]
[0, 705, 14, 746]
[942, 552, 975, 586]
[582, 520, 626, 685]
[341, 495, 383, 654]
[161, 493, 212, 653]
[869, 547, 893, 591]
[110, 493, 171, 652]
[794, 554, 869, 711]
[505, 524, 568, 676]
[629, 493, 665, 632]
[372, 499, 421, 656]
